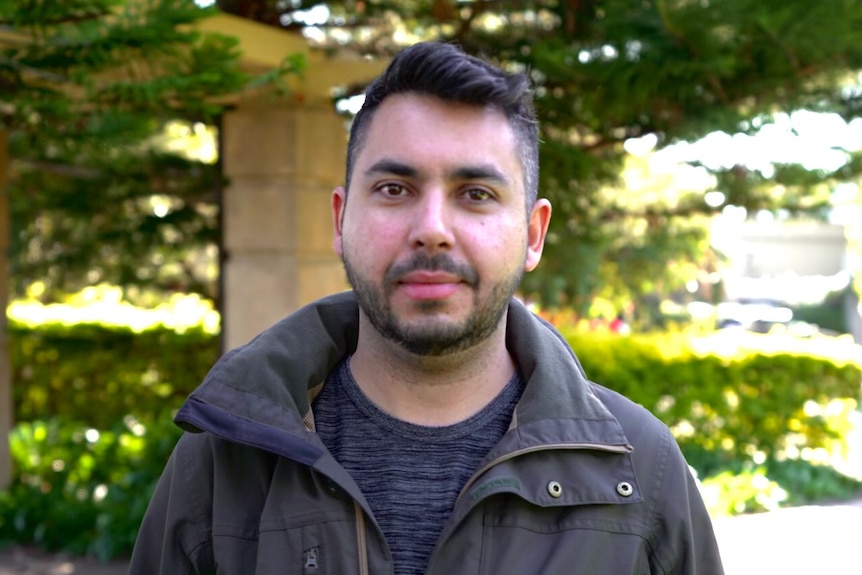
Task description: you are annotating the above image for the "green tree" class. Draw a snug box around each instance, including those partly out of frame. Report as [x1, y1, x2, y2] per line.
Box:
[1, 0, 250, 303]
[219, 0, 862, 312]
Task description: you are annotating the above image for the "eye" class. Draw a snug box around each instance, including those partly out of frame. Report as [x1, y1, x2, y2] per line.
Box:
[463, 188, 494, 202]
[376, 183, 410, 197]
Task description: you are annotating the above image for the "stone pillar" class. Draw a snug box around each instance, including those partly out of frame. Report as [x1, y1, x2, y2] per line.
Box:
[221, 104, 349, 351]
[0, 129, 11, 488]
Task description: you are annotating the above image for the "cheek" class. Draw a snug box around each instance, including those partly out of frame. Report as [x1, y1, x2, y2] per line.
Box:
[469, 221, 526, 256]
[343, 217, 403, 262]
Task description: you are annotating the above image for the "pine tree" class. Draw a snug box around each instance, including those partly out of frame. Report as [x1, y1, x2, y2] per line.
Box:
[2, 0, 249, 303]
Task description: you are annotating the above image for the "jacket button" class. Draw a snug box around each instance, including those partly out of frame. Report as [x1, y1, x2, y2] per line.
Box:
[547, 481, 563, 498]
[325, 479, 339, 495]
[616, 481, 633, 497]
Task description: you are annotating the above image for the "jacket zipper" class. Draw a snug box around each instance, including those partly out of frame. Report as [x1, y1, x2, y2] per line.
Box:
[303, 547, 319, 574]
[354, 500, 369, 575]
[457, 442, 633, 503]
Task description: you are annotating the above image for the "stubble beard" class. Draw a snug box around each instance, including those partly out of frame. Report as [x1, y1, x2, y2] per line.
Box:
[343, 252, 522, 357]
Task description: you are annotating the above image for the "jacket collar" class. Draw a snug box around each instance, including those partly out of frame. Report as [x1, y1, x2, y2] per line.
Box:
[179, 291, 627, 448]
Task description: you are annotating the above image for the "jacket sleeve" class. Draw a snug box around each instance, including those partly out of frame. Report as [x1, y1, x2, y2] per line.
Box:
[648, 430, 725, 575]
[129, 433, 216, 575]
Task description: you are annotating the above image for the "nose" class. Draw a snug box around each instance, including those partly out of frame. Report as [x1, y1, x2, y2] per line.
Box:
[407, 190, 454, 252]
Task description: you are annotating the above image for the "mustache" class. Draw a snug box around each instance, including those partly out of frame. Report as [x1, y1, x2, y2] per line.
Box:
[386, 254, 479, 287]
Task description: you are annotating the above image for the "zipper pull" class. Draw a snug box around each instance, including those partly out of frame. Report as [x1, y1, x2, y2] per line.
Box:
[303, 547, 319, 574]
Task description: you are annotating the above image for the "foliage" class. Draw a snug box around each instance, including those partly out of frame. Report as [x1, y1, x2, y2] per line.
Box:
[0, 1, 302, 303]
[699, 467, 788, 516]
[692, 448, 862, 517]
[218, 0, 862, 310]
[9, 317, 218, 427]
[0, 414, 181, 560]
[788, 288, 850, 335]
[562, 328, 862, 462]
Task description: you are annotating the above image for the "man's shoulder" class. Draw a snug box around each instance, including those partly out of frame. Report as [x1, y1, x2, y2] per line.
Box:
[587, 381, 675, 454]
[171, 430, 280, 481]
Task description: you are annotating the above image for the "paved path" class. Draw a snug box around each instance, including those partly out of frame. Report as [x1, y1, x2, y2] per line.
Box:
[0, 547, 127, 575]
[712, 498, 862, 575]
[1, 498, 860, 574]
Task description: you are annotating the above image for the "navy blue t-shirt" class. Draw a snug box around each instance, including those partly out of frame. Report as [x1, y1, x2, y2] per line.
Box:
[313, 358, 524, 575]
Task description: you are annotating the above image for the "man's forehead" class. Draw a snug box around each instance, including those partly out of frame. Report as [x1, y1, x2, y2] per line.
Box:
[358, 94, 520, 160]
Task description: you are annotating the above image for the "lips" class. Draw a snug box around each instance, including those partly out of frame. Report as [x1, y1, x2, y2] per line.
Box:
[397, 270, 463, 300]
[385, 254, 479, 301]
[399, 271, 462, 284]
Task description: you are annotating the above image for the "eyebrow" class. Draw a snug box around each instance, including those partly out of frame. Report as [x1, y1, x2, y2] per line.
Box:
[450, 165, 511, 187]
[364, 159, 418, 179]
[364, 158, 512, 187]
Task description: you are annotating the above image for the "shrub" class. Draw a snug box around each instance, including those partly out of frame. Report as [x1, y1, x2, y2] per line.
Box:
[0, 413, 181, 559]
[564, 330, 862, 463]
[10, 319, 218, 427]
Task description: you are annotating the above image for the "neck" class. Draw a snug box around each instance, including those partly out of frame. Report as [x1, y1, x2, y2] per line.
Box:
[348, 316, 516, 426]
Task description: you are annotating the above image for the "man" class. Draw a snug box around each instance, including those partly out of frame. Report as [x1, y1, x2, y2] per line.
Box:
[130, 41, 724, 574]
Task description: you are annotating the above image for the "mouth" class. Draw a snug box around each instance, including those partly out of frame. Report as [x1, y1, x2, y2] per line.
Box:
[399, 270, 462, 284]
[397, 271, 465, 300]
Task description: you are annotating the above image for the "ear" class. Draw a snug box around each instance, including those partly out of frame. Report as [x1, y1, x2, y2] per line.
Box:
[524, 198, 551, 272]
[332, 186, 347, 257]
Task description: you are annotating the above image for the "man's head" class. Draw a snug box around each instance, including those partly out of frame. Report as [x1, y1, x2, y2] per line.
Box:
[332, 42, 551, 358]
[345, 42, 539, 211]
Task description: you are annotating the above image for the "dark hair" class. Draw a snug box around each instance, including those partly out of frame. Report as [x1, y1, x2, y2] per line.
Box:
[345, 41, 539, 209]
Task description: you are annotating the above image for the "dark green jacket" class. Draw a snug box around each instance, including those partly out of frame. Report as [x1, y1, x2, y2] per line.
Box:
[129, 292, 724, 575]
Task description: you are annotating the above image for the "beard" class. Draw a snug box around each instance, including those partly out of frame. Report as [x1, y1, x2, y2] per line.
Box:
[343, 251, 522, 356]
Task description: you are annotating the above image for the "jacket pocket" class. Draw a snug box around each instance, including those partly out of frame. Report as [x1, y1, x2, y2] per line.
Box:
[480, 523, 651, 575]
[477, 502, 652, 575]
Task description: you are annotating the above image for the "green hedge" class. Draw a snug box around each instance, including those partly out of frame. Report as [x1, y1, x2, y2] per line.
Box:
[566, 331, 862, 463]
[10, 320, 218, 427]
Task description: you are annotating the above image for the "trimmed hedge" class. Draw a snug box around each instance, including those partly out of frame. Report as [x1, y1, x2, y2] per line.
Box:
[566, 330, 862, 462]
[10, 320, 218, 427]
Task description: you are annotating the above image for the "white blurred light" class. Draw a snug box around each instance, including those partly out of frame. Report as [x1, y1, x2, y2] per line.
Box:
[337, 94, 366, 115]
[623, 133, 658, 156]
[704, 191, 726, 207]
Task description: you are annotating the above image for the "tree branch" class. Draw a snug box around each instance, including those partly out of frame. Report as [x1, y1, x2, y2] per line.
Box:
[0, 9, 111, 27]
[655, 0, 729, 104]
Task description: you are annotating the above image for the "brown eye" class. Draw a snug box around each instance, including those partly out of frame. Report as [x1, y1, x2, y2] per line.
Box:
[377, 183, 409, 197]
[465, 188, 493, 202]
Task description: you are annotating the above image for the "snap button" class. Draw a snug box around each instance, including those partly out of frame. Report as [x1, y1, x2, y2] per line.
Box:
[616, 481, 633, 497]
[547, 480, 563, 498]
[325, 479, 339, 495]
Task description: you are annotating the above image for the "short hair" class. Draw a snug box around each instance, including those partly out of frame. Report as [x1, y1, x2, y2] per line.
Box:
[345, 42, 539, 210]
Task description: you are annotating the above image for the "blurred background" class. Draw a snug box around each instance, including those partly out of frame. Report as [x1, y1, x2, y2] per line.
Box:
[0, 0, 860, 572]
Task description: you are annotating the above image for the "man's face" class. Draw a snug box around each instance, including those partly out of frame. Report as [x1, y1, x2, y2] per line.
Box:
[332, 93, 550, 356]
